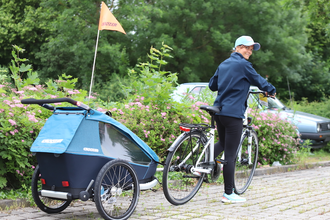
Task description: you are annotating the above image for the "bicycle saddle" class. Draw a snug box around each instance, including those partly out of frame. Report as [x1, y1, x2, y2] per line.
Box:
[200, 105, 221, 114]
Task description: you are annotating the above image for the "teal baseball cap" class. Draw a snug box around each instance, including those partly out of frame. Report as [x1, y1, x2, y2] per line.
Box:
[234, 36, 260, 51]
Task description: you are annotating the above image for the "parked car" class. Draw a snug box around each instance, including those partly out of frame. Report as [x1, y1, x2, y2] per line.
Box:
[172, 83, 330, 149]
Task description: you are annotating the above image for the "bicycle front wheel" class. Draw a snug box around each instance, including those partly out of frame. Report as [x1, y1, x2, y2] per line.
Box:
[234, 130, 258, 195]
[162, 130, 207, 205]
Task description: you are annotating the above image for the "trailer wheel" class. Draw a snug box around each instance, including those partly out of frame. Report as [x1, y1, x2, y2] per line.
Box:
[94, 159, 140, 220]
[31, 165, 71, 213]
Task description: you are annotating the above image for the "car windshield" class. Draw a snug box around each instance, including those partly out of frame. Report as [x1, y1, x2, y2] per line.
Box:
[267, 97, 286, 110]
[249, 93, 287, 110]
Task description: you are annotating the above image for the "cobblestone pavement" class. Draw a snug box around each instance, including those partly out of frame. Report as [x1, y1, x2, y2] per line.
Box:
[0, 166, 330, 220]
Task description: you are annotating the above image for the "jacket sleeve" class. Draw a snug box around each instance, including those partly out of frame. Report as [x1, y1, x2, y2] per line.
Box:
[244, 63, 276, 94]
[209, 68, 219, 91]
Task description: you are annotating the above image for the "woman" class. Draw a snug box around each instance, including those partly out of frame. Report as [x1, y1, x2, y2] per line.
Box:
[209, 35, 276, 203]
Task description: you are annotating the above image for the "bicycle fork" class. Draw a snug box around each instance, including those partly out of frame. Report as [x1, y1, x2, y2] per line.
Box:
[238, 129, 253, 165]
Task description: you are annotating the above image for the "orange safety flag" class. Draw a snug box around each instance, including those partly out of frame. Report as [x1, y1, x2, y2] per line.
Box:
[98, 1, 126, 34]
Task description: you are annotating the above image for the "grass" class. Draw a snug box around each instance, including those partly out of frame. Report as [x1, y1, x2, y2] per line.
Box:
[296, 148, 330, 164]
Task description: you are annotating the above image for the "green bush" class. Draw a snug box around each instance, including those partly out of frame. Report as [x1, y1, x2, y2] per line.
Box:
[0, 46, 88, 189]
[288, 97, 330, 119]
[108, 100, 211, 161]
[248, 108, 301, 165]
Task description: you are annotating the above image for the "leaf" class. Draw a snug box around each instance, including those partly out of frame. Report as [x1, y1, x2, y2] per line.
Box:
[19, 64, 32, 73]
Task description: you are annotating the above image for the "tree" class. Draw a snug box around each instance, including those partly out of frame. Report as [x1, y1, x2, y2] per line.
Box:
[282, 0, 330, 101]
[35, 0, 130, 89]
[118, 0, 310, 99]
[0, 0, 48, 71]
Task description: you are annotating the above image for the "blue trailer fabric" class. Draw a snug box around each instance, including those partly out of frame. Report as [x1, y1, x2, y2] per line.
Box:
[30, 109, 85, 154]
[31, 107, 159, 162]
[86, 109, 159, 162]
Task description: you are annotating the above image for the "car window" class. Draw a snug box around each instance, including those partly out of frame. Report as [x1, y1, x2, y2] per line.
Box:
[191, 86, 206, 95]
[248, 93, 286, 110]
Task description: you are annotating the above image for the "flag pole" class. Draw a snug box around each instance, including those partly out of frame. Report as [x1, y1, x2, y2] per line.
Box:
[88, 29, 100, 103]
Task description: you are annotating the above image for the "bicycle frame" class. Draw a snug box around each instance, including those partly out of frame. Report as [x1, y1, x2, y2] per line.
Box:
[166, 123, 216, 175]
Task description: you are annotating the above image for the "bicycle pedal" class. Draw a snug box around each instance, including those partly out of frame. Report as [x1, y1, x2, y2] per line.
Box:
[215, 159, 227, 165]
[198, 162, 215, 168]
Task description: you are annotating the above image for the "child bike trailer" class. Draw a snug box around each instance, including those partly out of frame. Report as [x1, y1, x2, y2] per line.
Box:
[21, 98, 160, 220]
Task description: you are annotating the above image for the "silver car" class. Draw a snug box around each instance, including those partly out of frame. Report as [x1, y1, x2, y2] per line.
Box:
[172, 83, 330, 148]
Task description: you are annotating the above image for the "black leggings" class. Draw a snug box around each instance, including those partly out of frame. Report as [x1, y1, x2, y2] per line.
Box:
[214, 115, 243, 195]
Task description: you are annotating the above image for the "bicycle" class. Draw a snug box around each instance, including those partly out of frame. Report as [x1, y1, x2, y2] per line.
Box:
[162, 89, 267, 205]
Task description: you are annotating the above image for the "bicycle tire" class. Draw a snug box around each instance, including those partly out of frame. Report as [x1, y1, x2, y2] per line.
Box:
[94, 159, 140, 220]
[31, 165, 71, 213]
[162, 130, 208, 205]
[234, 130, 258, 195]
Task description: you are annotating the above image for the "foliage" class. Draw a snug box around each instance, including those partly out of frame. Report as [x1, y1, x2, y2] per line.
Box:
[288, 97, 330, 119]
[9, 45, 40, 90]
[109, 100, 210, 161]
[0, 47, 87, 190]
[124, 42, 178, 109]
[99, 44, 210, 160]
[1, 0, 327, 102]
[0, 184, 33, 203]
[0, 0, 47, 68]
[35, 0, 131, 89]
[248, 108, 301, 165]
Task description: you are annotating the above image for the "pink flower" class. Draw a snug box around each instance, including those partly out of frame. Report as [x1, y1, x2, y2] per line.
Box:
[161, 112, 166, 117]
[8, 119, 16, 126]
[21, 140, 24, 142]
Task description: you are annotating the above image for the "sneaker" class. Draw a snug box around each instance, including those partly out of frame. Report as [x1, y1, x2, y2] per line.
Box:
[221, 193, 246, 203]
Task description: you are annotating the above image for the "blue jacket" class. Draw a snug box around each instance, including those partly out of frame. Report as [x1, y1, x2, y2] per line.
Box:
[209, 52, 276, 119]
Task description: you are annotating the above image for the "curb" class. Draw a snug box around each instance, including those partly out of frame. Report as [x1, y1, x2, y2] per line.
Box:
[0, 198, 30, 210]
[254, 160, 330, 176]
[1, 161, 330, 210]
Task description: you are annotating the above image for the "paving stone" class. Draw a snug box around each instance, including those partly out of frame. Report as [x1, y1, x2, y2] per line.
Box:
[1, 165, 330, 219]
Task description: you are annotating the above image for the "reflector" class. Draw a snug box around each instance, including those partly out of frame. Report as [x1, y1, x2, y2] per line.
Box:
[62, 181, 69, 187]
[180, 126, 190, 132]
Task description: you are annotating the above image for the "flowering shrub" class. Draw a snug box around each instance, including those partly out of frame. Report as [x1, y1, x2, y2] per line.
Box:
[0, 46, 88, 189]
[106, 98, 211, 161]
[248, 108, 301, 165]
[0, 81, 87, 189]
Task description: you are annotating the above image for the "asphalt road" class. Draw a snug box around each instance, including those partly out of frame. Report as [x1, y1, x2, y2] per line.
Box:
[0, 164, 330, 220]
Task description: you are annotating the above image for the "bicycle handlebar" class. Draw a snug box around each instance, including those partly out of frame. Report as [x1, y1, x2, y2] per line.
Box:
[247, 90, 275, 100]
[21, 98, 91, 111]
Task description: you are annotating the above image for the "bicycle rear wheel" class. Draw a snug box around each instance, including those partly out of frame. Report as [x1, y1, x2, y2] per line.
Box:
[162, 130, 207, 205]
[234, 130, 258, 195]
